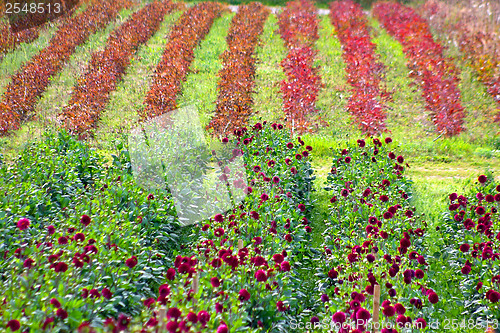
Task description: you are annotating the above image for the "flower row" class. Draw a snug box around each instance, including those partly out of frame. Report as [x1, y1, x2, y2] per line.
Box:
[141, 2, 224, 120]
[206, 3, 270, 136]
[373, 1, 466, 136]
[420, 0, 500, 124]
[311, 137, 435, 331]
[0, 0, 130, 136]
[441, 174, 500, 317]
[120, 123, 316, 332]
[0, 22, 40, 56]
[59, 0, 182, 138]
[277, 0, 321, 134]
[329, 0, 387, 136]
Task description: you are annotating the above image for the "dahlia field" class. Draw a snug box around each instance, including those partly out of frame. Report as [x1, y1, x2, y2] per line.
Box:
[0, 0, 499, 332]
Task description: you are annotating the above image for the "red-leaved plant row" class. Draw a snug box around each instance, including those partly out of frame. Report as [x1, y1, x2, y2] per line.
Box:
[140, 2, 224, 120]
[277, 0, 321, 134]
[329, 0, 387, 136]
[206, 3, 270, 136]
[420, 0, 500, 124]
[0, 22, 41, 55]
[59, 0, 183, 138]
[373, 1, 466, 137]
[314, 137, 436, 332]
[0, 0, 131, 136]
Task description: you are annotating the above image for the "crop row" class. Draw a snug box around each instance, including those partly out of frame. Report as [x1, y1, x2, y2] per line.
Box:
[123, 123, 315, 332]
[141, 2, 224, 121]
[1, 123, 316, 332]
[313, 138, 436, 331]
[441, 174, 500, 318]
[277, 0, 321, 134]
[59, 0, 182, 138]
[373, 1, 466, 136]
[0, 22, 40, 56]
[420, 0, 500, 124]
[206, 3, 270, 136]
[0, 0, 130, 136]
[330, 0, 387, 136]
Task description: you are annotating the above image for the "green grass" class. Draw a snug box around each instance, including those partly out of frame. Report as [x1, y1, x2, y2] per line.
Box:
[176, 12, 234, 128]
[315, 15, 357, 138]
[93, 10, 183, 149]
[251, 13, 287, 124]
[0, 7, 137, 161]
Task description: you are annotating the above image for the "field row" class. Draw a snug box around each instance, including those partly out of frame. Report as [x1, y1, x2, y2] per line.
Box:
[0, 0, 498, 142]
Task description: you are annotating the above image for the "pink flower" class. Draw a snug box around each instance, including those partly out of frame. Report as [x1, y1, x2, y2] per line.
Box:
[80, 214, 91, 226]
[47, 225, 55, 235]
[280, 261, 291, 272]
[56, 308, 68, 319]
[255, 269, 267, 282]
[17, 218, 30, 231]
[125, 256, 138, 268]
[211, 277, 221, 287]
[50, 298, 61, 308]
[7, 319, 20, 331]
[238, 289, 251, 301]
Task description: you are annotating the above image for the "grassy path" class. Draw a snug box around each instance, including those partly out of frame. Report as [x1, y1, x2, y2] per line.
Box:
[176, 12, 234, 129]
[251, 13, 287, 124]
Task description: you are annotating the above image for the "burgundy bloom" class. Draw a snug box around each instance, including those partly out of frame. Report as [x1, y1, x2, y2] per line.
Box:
[286, 142, 294, 149]
[277, 300, 287, 312]
[143, 298, 155, 308]
[255, 269, 267, 282]
[167, 307, 182, 320]
[281, 261, 291, 272]
[385, 137, 392, 144]
[388, 152, 396, 159]
[332, 311, 346, 324]
[7, 319, 20, 331]
[80, 214, 91, 226]
[17, 218, 30, 231]
[341, 189, 349, 197]
[50, 298, 61, 308]
[476, 206, 486, 215]
[415, 318, 427, 329]
[211, 277, 221, 287]
[356, 308, 370, 321]
[478, 175, 487, 184]
[159, 284, 170, 297]
[397, 155, 404, 164]
[415, 269, 424, 279]
[345, 156, 351, 163]
[117, 314, 130, 331]
[217, 325, 228, 333]
[394, 303, 405, 315]
[357, 139, 365, 147]
[238, 289, 251, 301]
[382, 306, 395, 317]
[56, 308, 68, 319]
[214, 228, 224, 237]
[198, 310, 210, 325]
[459, 244, 470, 252]
[461, 265, 471, 275]
[428, 292, 439, 304]
[23, 258, 34, 269]
[166, 268, 176, 280]
[187, 312, 198, 323]
[47, 225, 55, 235]
[54, 262, 68, 273]
[383, 211, 393, 219]
[379, 195, 389, 202]
[125, 256, 138, 268]
[74, 233, 85, 242]
[214, 214, 224, 223]
[102, 288, 112, 300]
[273, 253, 284, 264]
[58, 236, 68, 245]
[298, 204, 306, 212]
